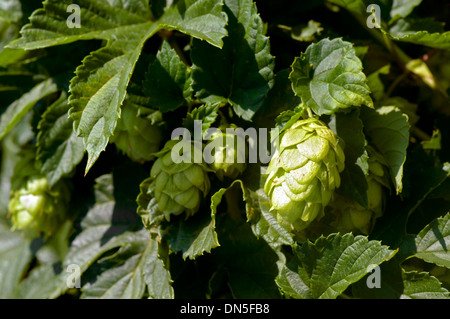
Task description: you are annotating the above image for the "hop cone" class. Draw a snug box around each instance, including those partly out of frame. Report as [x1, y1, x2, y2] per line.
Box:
[8, 152, 70, 237]
[329, 147, 390, 235]
[111, 101, 162, 162]
[207, 126, 247, 180]
[150, 139, 210, 220]
[264, 118, 345, 231]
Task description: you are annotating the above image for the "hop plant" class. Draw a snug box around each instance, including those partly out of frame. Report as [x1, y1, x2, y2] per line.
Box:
[206, 125, 247, 180]
[150, 139, 211, 221]
[8, 151, 70, 237]
[264, 117, 345, 232]
[110, 100, 162, 162]
[328, 147, 391, 235]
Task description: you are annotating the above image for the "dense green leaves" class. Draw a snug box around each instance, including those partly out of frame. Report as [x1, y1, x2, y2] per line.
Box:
[352, 261, 449, 299]
[143, 41, 192, 112]
[8, 0, 148, 50]
[213, 216, 283, 299]
[400, 271, 449, 299]
[8, 1, 157, 173]
[329, 0, 450, 50]
[276, 233, 396, 299]
[0, 219, 32, 298]
[289, 38, 373, 116]
[386, 29, 450, 50]
[81, 240, 163, 299]
[0, 78, 58, 140]
[62, 174, 173, 298]
[158, 0, 228, 49]
[143, 239, 174, 299]
[0, 0, 449, 301]
[371, 151, 450, 248]
[353, 213, 450, 299]
[37, 92, 85, 187]
[164, 207, 219, 260]
[402, 213, 450, 269]
[191, 0, 275, 120]
[9, 0, 228, 173]
[15, 264, 66, 299]
[257, 69, 301, 125]
[64, 178, 145, 273]
[69, 30, 156, 173]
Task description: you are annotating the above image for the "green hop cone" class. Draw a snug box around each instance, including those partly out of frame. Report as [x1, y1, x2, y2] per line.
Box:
[111, 100, 162, 162]
[150, 139, 211, 221]
[206, 125, 247, 180]
[264, 117, 345, 232]
[329, 146, 390, 235]
[8, 154, 70, 237]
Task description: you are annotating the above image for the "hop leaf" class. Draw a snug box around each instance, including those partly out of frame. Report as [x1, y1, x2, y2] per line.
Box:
[149, 139, 211, 220]
[264, 118, 345, 232]
[289, 38, 373, 116]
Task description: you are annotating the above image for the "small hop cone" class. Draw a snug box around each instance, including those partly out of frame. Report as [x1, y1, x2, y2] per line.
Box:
[329, 147, 390, 235]
[9, 176, 70, 237]
[150, 139, 211, 220]
[111, 101, 162, 162]
[206, 127, 247, 180]
[264, 118, 345, 232]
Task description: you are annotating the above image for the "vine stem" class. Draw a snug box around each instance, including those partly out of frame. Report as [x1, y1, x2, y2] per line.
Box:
[300, 105, 315, 119]
[385, 70, 408, 98]
[306, 106, 314, 118]
[349, 10, 449, 114]
[350, 12, 441, 91]
[411, 126, 431, 142]
[351, 13, 409, 67]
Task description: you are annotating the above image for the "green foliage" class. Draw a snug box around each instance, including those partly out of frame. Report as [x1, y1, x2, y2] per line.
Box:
[191, 0, 274, 120]
[0, 0, 449, 300]
[143, 41, 192, 112]
[290, 38, 373, 115]
[37, 92, 85, 187]
[276, 233, 396, 299]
